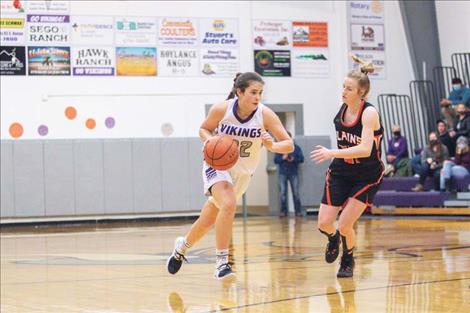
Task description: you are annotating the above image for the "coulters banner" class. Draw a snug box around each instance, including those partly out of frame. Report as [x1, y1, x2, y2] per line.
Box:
[27, 14, 70, 45]
[254, 50, 291, 77]
[0, 17, 25, 44]
[115, 16, 157, 45]
[116, 47, 157, 76]
[200, 48, 239, 77]
[71, 16, 113, 45]
[200, 18, 238, 47]
[0, 46, 26, 75]
[158, 48, 198, 76]
[253, 20, 291, 50]
[350, 51, 385, 78]
[27, 0, 70, 13]
[349, 0, 384, 24]
[350, 23, 384, 51]
[292, 49, 329, 78]
[28, 46, 70, 75]
[72, 47, 114, 76]
[292, 22, 328, 48]
[158, 17, 198, 46]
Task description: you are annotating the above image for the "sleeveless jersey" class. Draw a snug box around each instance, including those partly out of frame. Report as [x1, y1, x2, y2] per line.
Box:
[216, 98, 265, 175]
[329, 101, 384, 177]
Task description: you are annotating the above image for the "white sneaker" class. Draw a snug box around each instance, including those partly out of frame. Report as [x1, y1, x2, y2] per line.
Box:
[214, 263, 236, 281]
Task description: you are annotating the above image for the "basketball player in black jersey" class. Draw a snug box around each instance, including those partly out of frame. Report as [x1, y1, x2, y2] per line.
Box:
[310, 56, 384, 278]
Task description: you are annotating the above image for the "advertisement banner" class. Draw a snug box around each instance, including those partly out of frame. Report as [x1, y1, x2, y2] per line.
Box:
[0, 0, 25, 14]
[254, 50, 291, 77]
[253, 20, 291, 50]
[350, 23, 384, 51]
[350, 51, 386, 79]
[28, 46, 70, 75]
[71, 16, 113, 45]
[116, 47, 157, 76]
[27, 14, 70, 45]
[291, 49, 329, 77]
[72, 47, 114, 76]
[200, 18, 238, 47]
[26, 0, 70, 14]
[158, 48, 198, 76]
[0, 17, 25, 44]
[158, 17, 198, 45]
[115, 16, 157, 45]
[200, 48, 239, 77]
[0, 46, 26, 75]
[349, 1, 384, 24]
[292, 22, 328, 48]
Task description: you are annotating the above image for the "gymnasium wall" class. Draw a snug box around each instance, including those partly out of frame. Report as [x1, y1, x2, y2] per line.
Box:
[1, 1, 419, 217]
[435, 0, 470, 67]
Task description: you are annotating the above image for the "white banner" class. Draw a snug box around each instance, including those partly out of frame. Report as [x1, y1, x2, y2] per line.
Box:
[349, 1, 384, 24]
[71, 16, 113, 45]
[27, 0, 70, 14]
[200, 18, 238, 47]
[72, 47, 115, 76]
[200, 48, 239, 77]
[292, 49, 329, 78]
[158, 48, 199, 76]
[158, 17, 198, 46]
[350, 51, 386, 79]
[115, 16, 157, 45]
[252, 20, 291, 50]
[27, 14, 70, 45]
[350, 23, 384, 51]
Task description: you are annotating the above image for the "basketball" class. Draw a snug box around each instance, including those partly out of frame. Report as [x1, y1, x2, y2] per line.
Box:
[204, 135, 239, 170]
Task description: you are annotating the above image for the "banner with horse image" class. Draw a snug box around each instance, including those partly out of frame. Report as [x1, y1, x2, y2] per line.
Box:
[28, 46, 70, 75]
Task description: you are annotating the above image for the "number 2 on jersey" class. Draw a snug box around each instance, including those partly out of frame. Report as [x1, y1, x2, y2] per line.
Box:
[234, 139, 252, 157]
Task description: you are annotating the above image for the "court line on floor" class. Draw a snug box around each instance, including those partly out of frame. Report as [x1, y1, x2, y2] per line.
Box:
[202, 277, 470, 313]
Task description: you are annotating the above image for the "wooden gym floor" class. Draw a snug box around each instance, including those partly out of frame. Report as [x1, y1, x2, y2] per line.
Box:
[1, 216, 469, 312]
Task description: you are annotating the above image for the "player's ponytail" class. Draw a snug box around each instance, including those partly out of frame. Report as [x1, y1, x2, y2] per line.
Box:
[348, 54, 374, 98]
[226, 72, 264, 100]
[226, 72, 243, 100]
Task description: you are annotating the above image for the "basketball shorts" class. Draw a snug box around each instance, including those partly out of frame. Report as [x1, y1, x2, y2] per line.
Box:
[321, 169, 384, 207]
[202, 162, 252, 208]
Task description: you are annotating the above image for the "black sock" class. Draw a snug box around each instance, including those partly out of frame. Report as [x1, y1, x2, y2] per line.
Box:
[340, 235, 354, 256]
[319, 229, 339, 241]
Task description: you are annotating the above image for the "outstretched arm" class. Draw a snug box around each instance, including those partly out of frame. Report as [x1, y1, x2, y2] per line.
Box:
[311, 107, 380, 163]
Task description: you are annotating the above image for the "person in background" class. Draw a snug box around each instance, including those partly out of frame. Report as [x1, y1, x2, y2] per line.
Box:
[449, 103, 470, 140]
[274, 131, 305, 217]
[412, 132, 449, 192]
[437, 119, 456, 158]
[440, 78, 470, 128]
[384, 124, 410, 176]
[440, 136, 470, 191]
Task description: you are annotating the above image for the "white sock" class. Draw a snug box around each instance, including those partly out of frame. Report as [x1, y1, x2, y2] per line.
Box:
[176, 237, 191, 255]
[215, 249, 229, 268]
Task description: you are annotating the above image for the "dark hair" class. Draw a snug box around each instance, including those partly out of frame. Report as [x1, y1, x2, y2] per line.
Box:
[226, 72, 264, 100]
[436, 119, 446, 126]
[451, 77, 462, 84]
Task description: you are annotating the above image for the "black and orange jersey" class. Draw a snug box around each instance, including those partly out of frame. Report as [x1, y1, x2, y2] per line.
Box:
[329, 101, 384, 177]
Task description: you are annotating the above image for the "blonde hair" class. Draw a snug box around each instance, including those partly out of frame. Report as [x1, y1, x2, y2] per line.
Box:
[349, 54, 375, 98]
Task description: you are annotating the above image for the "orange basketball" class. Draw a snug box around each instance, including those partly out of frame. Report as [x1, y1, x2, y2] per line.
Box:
[204, 135, 239, 170]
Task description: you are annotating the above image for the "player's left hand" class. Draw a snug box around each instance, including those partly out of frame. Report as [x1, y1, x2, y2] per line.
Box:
[310, 145, 334, 164]
[261, 131, 273, 150]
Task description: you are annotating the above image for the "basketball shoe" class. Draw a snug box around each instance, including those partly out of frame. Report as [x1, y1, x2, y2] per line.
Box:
[337, 253, 355, 278]
[214, 263, 235, 281]
[167, 237, 188, 275]
[325, 230, 341, 263]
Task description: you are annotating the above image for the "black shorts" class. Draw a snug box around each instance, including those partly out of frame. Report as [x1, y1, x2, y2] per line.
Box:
[321, 169, 384, 207]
